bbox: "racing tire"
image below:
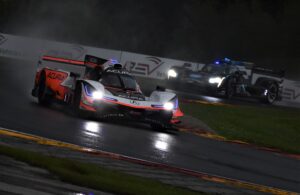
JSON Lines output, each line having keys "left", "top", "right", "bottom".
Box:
{"left": 264, "top": 83, "right": 278, "bottom": 104}
{"left": 38, "top": 71, "right": 51, "bottom": 106}
{"left": 73, "top": 83, "right": 87, "bottom": 118}
{"left": 225, "top": 78, "right": 234, "bottom": 99}
{"left": 150, "top": 123, "right": 167, "bottom": 131}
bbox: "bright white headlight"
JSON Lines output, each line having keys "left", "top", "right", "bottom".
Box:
{"left": 209, "top": 77, "right": 222, "bottom": 84}
{"left": 163, "top": 102, "right": 174, "bottom": 110}
{"left": 168, "top": 69, "right": 177, "bottom": 78}
{"left": 209, "top": 77, "right": 225, "bottom": 87}
{"left": 92, "top": 91, "right": 103, "bottom": 99}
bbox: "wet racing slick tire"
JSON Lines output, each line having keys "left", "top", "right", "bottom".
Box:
{"left": 265, "top": 83, "right": 278, "bottom": 104}
{"left": 225, "top": 78, "right": 234, "bottom": 99}
{"left": 73, "top": 82, "right": 88, "bottom": 118}
{"left": 38, "top": 71, "right": 51, "bottom": 106}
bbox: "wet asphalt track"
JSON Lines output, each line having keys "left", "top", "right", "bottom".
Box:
{"left": 0, "top": 57, "right": 299, "bottom": 193}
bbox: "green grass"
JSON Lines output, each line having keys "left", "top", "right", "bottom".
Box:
{"left": 0, "top": 145, "right": 203, "bottom": 195}
{"left": 181, "top": 103, "right": 300, "bottom": 154}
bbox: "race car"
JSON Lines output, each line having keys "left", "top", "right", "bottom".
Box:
{"left": 166, "top": 58, "right": 284, "bottom": 104}
{"left": 32, "top": 54, "right": 183, "bottom": 130}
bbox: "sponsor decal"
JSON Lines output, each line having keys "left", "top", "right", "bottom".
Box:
{"left": 0, "top": 34, "right": 24, "bottom": 58}
{"left": 124, "top": 56, "right": 164, "bottom": 76}
{"left": 130, "top": 100, "right": 140, "bottom": 105}
{"left": 47, "top": 72, "right": 66, "bottom": 81}
{"left": 106, "top": 69, "right": 128, "bottom": 74}
{"left": 0, "top": 48, "right": 23, "bottom": 57}
{"left": 0, "top": 34, "right": 7, "bottom": 45}
{"left": 45, "top": 44, "right": 86, "bottom": 60}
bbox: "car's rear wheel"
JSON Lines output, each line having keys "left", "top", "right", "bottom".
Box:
{"left": 225, "top": 78, "right": 234, "bottom": 99}
{"left": 265, "top": 83, "right": 278, "bottom": 104}
{"left": 38, "top": 71, "right": 51, "bottom": 106}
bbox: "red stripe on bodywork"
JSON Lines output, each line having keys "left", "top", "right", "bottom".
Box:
{"left": 80, "top": 101, "right": 96, "bottom": 112}
{"left": 102, "top": 98, "right": 165, "bottom": 110}
{"left": 43, "top": 56, "right": 84, "bottom": 66}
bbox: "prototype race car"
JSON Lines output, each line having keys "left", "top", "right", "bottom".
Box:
{"left": 166, "top": 58, "right": 284, "bottom": 104}
{"left": 32, "top": 55, "right": 183, "bottom": 130}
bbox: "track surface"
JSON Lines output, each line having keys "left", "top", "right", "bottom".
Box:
{"left": 0, "top": 58, "right": 299, "bottom": 192}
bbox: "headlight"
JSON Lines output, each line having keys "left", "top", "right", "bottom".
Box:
{"left": 208, "top": 77, "right": 225, "bottom": 87}
{"left": 209, "top": 77, "right": 222, "bottom": 84}
{"left": 91, "top": 91, "right": 103, "bottom": 99}
{"left": 168, "top": 69, "right": 177, "bottom": 78}
{"left": 163, "top": 102, "right": 174, "bottom": 110}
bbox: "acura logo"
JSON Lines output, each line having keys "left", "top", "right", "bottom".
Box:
{"left": 0, "top": 34, "right": 7, "bottom": 45}
{"left": 130, "top": 100, "right": 140, "bottom": 105}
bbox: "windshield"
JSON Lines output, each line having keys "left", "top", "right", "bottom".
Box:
{"left": 100, "top": 72, "right": 138, "bottom": 90}
{"left": 201, "top": 64, "right": 229, "bottom": 74}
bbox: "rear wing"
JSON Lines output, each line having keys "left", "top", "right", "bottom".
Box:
{"left": 84, "top": 55, "right": 108, "bottom": 76}
{"left": 84, "top": 55, "right": 108, "bottom": 68}
{"left": 42, "top": 55, "right": 108, "bottom": 68}
{"left": 41, "top": 55, "right": 110, "bottom": 78}
{"left": 252, "top": 66, "right": 285, "bottom": 78}
{"left": 42, "top": 55, "right": 85, "bottom": 66}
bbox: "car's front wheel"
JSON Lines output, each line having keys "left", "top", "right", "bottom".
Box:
{"left": 73, "top": 83, "right": 86, "bottom": 118}
{"left": 38, "top": 71, "right": 51, "bottom": 106}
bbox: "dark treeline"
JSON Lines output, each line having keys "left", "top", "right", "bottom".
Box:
{"left": 0, "top": 0, "right": 299, "bottom": 79}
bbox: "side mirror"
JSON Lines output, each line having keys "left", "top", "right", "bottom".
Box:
{"left": 156, "top": 85, "right": 166, "bottom": 91}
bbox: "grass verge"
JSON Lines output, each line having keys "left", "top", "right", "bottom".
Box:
{"left": 181, "top": 102, "right": 300, "bottom": 154}
{"left": 0, "top": 145, "right": 203, "bottom": 195}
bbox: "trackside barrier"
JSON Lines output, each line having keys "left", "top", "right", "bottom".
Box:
{"left": 0, "top": 33, "right": 300, "bottom": 106}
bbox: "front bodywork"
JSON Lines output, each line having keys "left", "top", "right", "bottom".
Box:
{"left": 79, "top": 80, "right": 183, "bottom": 126}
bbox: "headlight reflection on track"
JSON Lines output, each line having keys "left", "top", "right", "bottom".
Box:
{"left": 84, "top": 121, "right": 101, "bottom": 137}
{"left": 153, "top": 133, "right": 173, "bottom": 152}
{"left": 203, "top": 95, "right": 222, "bottom": 103}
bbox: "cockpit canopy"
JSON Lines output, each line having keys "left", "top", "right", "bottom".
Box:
{"left": 100, "top": 72, "right": 139, "bottom": 91}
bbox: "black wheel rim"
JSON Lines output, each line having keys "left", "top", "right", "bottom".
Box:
{"left": 268, "top": 84, "right": 278, "bottom": 102}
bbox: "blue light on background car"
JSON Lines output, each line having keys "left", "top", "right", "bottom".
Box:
{"left": 109, "top": 59, "right": 119, "bottom": 64}
{"left": 224, "top": 57, "right": 231, "bottom": 62}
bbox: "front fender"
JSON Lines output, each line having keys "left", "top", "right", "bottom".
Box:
{"left": 79, "top": 79, "right": 105, "bottom": 93}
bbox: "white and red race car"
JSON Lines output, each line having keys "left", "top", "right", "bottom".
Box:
{"left": 32, "top": 55, "right": 183, "bottom": 130}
